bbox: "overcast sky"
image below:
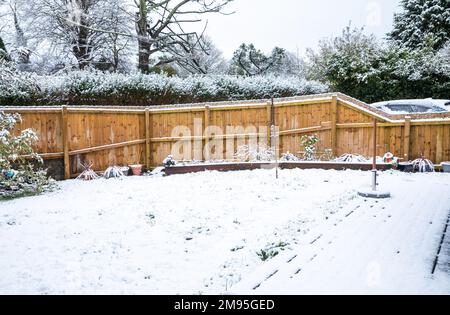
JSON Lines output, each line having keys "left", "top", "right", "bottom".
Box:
{"left": 203, "top": 0, "right": 402, "bottom": 58}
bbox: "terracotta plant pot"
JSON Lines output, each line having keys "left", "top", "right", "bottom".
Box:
{"left": 129, "top": 164, "right": 143, "bottom": 176}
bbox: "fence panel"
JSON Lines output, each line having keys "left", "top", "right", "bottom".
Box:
{"left": 2, "top": 93, "right": 450, "bottom": 179}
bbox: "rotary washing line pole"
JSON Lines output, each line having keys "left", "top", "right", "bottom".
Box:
{"left": 358, "top": 118, "right": 391, "bottom": 199}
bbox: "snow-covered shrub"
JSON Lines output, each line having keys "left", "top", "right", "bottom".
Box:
{"left": 0, "top": 111, "right": 53, "bottom": 199}
{"left": 281, "top": 152, "right": 299, "bottom": 162}
{"left": 257, "top": 242, "right": 289, "bottom": 262}
{"left": 412, "top": 158, "right": 435, "bottom": 173}
{"left": 334, "top": 154, "right": 369, "bottom": 163}
{"left": 234, "top": 145, "right": 275, "bottom": 162}
{"left": 103, "top": 166, "right": 126, "bottom": 179}
{"left": 300, "top": 135, "right": 319, "bottom": 161}
{"left": 0, "top": 62, "right": 40, "bottom": 105}
{"left": 163, "top": 155, "right": 177, "bottom": 167}
{"left": 146, "top": 166, "right": 165, "bottom": 177}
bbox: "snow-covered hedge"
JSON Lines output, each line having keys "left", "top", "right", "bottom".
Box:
{"left": 0, "top": 65, "right": 329, "bottom": 106}
{"left": 0, "top": 64, "right": 40, "bottom": 105}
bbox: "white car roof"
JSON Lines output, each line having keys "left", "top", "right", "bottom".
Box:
{"left": 432, "top": 100, "right": 450, "bottom": 108}
{"left": 372, "top": 99, "right": 450, "bottom": 113}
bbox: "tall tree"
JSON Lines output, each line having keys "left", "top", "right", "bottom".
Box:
{"left": 389, "top": 0, "right": 450, "bottom": 50}
{"left": 169, "top": 35, "right": 228, "bottom": 75}
{"left": 31, "top": 0, "right": 129, "bottom": 70}
{"left": 230, "top": 43, "right": 287, "bottom": 76}
{"left": 94, "top": 0, "right": 132, "bottom": 72}
{"left": 0, "top": 0, "right": 32, "bottom": 69}
{"left": 134, "top": 0, "right": 232, "bottom": 73}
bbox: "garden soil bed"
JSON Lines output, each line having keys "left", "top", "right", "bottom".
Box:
{"left": 164, "top": 161, "right": 392, "bottom": 176}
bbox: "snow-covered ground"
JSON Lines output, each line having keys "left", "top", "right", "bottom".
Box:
{"left": 0, "top": 169, "right": 449, "bottom": 295}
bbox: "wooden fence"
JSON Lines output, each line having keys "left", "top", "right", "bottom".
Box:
{"left": 2, "top": 92, "right": 450, "bottom": 179}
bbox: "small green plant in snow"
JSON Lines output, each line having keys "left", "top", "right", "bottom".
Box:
{"left": 301, "top": 134, "right": 319, "bottom": 161}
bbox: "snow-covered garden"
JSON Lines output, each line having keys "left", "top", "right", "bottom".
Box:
{"left": 0, "top": 0, "right": 449, "bottom": 297}
{"left": 1, "top": 168, "right": 449, "bottom": 294}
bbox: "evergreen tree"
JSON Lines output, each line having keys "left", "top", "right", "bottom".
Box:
{"left": 230, "top": 44, "right": 287, "bottom": 76}
{"left": 389, "top": 0, "right": 450, "bottom": 50}
{"left": 307, "top": 26, "right": 381, "bottom": 101}
{"left": 307, "top": 26, "right": 450, "bottom": 103}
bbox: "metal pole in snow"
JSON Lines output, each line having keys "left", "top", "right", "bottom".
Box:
{"left": 372, "top": 118, "right": 378, "bottom": 191}
{"left": 271, "top": 96, "right": 279, "bottom": 179}
{"left": 373, "top": 118, "right": 377, "bottom": 169}
{"left": 358, "top": 118, "right": 390, "bottom": 198}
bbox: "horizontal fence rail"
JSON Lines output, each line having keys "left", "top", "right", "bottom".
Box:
{"left": 2, "top": 92, "right": 450, "bottom": 179}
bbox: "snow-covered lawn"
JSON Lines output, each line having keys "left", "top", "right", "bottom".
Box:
{"left": 0, "top": 169, "right": 449, "bottom": 295}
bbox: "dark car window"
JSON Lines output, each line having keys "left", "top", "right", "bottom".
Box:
{"left": 386, "top": 104, "right": 414, "bottom": 112}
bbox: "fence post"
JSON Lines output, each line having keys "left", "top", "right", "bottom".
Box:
{"left": 145, "top": 108, "right": 152, "bottom": 168}
{"left": 204, "top": 105, "right": 210, "bottom": 161}
{"left": 436, "top": 125, "right": 444, "bottom": 164}
{"left": 372, "top": 118, "right": 378, "bottom": 169}
{"left": 266, "top": 101, "right": 273, "bottom": 147}
{"left": 404, "top": 116, "right": 411, "bottom": 161}
{"left": 330, "top": 94, "right": 338, "bottom": 157}
{"left": 62, "top": 105, "right": 70, "bottom": 179}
